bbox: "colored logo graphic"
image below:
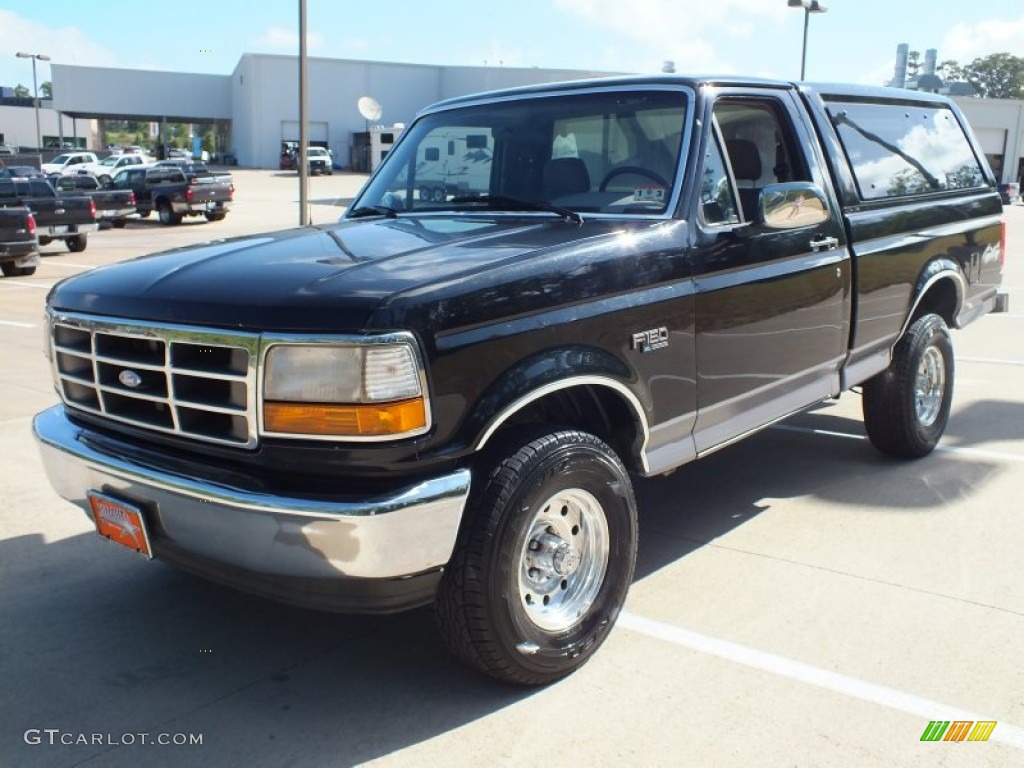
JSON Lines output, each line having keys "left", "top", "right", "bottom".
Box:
{"left": 920, "top": 720, "right": 996, "bottom": 742}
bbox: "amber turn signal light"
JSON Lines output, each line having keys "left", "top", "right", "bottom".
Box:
{"left": 264, "top": 398, "right": 427, "bottom": 437}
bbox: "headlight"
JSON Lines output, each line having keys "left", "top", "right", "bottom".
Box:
{"left": 262, "top": 341, "right": 428, "bottom": 439}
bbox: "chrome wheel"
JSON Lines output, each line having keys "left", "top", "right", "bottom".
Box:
{"left": 914, "top": 345, "right": 945, "bottom": 427}
{"left": 517, "top": 488, "right": 609, "bottom": 633}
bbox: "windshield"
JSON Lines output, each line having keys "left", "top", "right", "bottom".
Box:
{"left": 352, "top": 88, "right": 688, "bottom": 217}
{"left": 99, "top": 156, "right": 118, "bottom": 166}
{"left": 51, "top": 154, "right": 71, "bottom": 164}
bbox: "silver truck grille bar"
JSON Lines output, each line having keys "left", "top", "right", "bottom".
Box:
{"left": 49, "top": 313, "right": 260, "bottom": 448}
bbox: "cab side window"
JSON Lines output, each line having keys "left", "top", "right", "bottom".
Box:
{"left": 712, "top": 98, "right": 810, "bottom": 222}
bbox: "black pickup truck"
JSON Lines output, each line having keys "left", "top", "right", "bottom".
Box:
{"left": 34, "top": 76, "right": 1009, "bottom": 685}
{"left": 109, "top": 165, "right": 232, "bottom": 225}
{"left": 52, "top": 173, "right": 137, "bottom": 228}
{"left": 0, "top": 207, "right": 38, "bottom": 276}
{"left": 0, "top": 177, "right": 97, "bottom": 252}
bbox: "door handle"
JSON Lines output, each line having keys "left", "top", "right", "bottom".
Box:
{"left": 810, "top": 235, "right": 839, "bottom": 252}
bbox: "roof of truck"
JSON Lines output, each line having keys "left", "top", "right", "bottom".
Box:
{"left": 423, "top": 74, "right": 957, "bottom": 114}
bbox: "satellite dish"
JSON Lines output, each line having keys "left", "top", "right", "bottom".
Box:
{"left": 357, "top": 96, "right": 382, "bottom": 122}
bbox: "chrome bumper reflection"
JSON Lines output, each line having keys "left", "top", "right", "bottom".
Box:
{"left": 33, "top": 405, "right": 470, "bottom": 580}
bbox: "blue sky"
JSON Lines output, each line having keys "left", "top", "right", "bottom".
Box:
{"left": 2, "top": 1, "right": 1023, "bottom": 92}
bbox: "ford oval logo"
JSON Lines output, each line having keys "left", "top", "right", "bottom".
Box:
{"left": 118, "top": 370, "right": 143, "bottom": 389}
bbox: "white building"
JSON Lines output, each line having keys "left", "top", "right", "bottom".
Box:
{"left": 46, "top": 54, "right": 1024, "bottom": 185}
{"left": 0, "top": 99, "right": 94, "bottom": 150}
{"left": 954, "top": 96, "right": 1024, "bottom": 187}
{"left": 50, "top": 55, "right": 615, "bottom": 169}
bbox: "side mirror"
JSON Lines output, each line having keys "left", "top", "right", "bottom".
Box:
{"left": 758, "top": 182, "right": 830, "bottom": 230}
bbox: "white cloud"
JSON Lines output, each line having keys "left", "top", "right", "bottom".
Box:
{"left": 940, "top": 14, "right": 1024, "bottom": 63}
{"left": 552, "top": 0, "right": 789, "bottom": 73}
{"left": 252, "top": 26, "right": 324, "bottom": 52}
{"left": 0, "top": 9, "right": 117, "bottom": 85}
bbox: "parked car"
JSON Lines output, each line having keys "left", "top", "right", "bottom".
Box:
{"left": 40, "top": 152, "right": 100, "bottom": 176}
{"left": 0, "top": 207, "right": 38, "bottom": 277}
{"left": 77, "top": 153, "right": 150, "bottom": 185}
{"left": 0, "top": 165, "right": 46, "bottom": 179}
{"left": 109, "top": 165, "right": 232, "bottom": 224}
{"left": 0, "top": 176, "right": 97, "bottom": 251}
{"left": 307, "top": 146, "right": 333, "bottom": 175}
{"left": 0, "top": 144, "right": 19, "bottom": 157}
{"left": 52, "top": 173, "right": 137, "bottom": 227}
{"left": 32, "top": 75, "right": 1009, "bottom": 685}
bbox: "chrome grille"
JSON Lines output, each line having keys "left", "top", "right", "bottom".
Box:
{"left": 50, "top": 314, "right": 260, "bottom": 448}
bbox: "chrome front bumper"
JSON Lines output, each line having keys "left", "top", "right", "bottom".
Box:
{"left": 33, "top": 406, "right": 470, "bottom": 608}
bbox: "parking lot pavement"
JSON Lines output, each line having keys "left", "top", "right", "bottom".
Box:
{"left": 1, "top": 185, "right": 1022, "bottom": 767}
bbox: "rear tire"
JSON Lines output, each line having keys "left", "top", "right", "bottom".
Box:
{"left": 204, "top": 212, "right": 226, "bottom": 222}
{"left": 66, "top": 234, "right": 87, "bottom": 253}
{"left": 863, "top": 313, "right": 954, "bottom": 458}
{"left": 435, "top": 430, "right": 637, "bottom": 685}
{"left": 111, "top": 218, "right": 126, "bottom": 228}
{"left": 157, "top": 201, "right": 181, "bottom": 226}
{"left": 1, "top": 263, "right": 36, "bottom": 277}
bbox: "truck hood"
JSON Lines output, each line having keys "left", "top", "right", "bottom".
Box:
{"left": 47, "top": 215, "right": 655, "bottom": 332}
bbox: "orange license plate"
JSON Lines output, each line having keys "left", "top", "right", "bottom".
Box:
{"left": 87, "top": 491, "right": 152, "bottom": 559}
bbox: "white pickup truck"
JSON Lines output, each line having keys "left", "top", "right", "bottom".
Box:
{"left": 76, "top": 153, "right": 151, "bottom": 184}
{"left": 39, "top": 152, "right": 99, "bottom": 176}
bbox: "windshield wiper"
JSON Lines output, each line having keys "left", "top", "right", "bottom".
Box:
{"left": 450, "top": 195, "right": 583, "bottom": 225}
{"left": 347, "top": 205, "right": 398, "bottom": 219}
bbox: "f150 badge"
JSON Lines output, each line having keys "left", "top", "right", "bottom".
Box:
{"left": 631, "top": 327, "right": 669, "bottom": 353}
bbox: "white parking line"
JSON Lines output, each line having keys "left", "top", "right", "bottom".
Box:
{"left": 958, "top": 356, "right": 1024, "bottom": 367}
{"left": 618, "top": 611, "right": 1024, "bottom": 750}
{"left": 0, "top": 320, "right": 35, "bottom": 328}
{"left": 771, "top": 424, "right": 1024, "bottom": 463}
{"left": 43, "top": 261, "right": 95, "bottom": 269}
{"left": 0, "top": 281, "right": 54, "bottom": 290}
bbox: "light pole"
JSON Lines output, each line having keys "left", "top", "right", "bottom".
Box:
{"left": 15, "top": 51, "right": 50, "bottom": 166}
{"left": 787, "top": 0, "right": 826, "bottom": 81}
{"left": 298, "top": 0, "right": 310, "bottom": 226}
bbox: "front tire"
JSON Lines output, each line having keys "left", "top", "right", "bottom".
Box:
{"left": 863, "top": 313, "right": 954, "bottom": 458}
{"left": 436, "top": 430, "right": 637, "bottom": 685}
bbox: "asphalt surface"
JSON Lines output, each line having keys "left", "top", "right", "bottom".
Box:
{"left": 1, "top": 172, "right": 1022, "bottom": 767}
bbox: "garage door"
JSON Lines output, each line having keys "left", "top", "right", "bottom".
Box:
{"left": 974, "top": 127, "right": 1006, "bottom": 156}
{"left": 281, "top": 121, "right": 328, "bottom": 143}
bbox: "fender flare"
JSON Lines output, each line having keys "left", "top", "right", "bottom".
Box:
{"left": 467, "top": 346, "right": 651, "bottom": 470}
{"left": 899, "top": 258, "right": 965, "bottom": 339}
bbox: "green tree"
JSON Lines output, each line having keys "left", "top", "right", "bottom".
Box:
{"left": 906, "top": 51, "right": 922, "bottom": 79}
{"left": 938, "top": 53, "right": 1024, "bottom": 99}
{"left": 937, "top": 60, "right": 965, "bottom": 82}
{"left": 40, "top": 81, "right": 52, "bottom": 98}
{"left": 964, "top": 53, "right": 1024, "bottom": 99}
{"left": 13, "top": 84, "right": 29, "bottom": 98}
